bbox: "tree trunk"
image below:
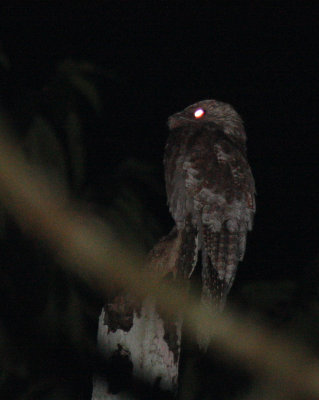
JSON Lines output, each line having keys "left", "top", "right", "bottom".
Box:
{"left": 92, "top": 296, "right": 182, "bottom": 399}
{"left": 92, "top": 227, "right": 194, "bottom": 399}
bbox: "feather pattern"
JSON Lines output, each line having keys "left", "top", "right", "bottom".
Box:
{"left": 165, "top": 99, "right": 255, "bottom": 321}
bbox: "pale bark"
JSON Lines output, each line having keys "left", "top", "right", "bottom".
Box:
{"left": 92, "top": 297, "right": 182, "bottom": 399}
{"left": 92, "top": 228, "right": 186, "bottom": 399}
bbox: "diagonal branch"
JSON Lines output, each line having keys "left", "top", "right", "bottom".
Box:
{"left": 1, "top": 128, "right": 319, "bottom": 399}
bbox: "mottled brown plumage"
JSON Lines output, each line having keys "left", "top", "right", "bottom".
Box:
{"left": 164, "top": 99, "right": 255, "bottom": 311}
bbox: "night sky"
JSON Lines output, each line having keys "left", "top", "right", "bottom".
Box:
{"left": 1, "top": 3, "right": 319, "bottom": 285}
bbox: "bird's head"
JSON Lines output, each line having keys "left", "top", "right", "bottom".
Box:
{"left": 168, "top": 99, "right": 246, "bottom": 142}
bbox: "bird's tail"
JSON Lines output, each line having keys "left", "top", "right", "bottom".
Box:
{"left": 202, "top": 227, "right": 239, "bottom": 303}
{"left": 198, "top": 226, "right": 241, "bottom": 349}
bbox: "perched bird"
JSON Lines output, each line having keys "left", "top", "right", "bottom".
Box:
{"left": 164, "top": 99, "right": 255, "bottom": 314}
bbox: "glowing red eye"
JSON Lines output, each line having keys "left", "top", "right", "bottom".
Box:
{"left": 194, "top": 108, "right": 205, "bottom": 118}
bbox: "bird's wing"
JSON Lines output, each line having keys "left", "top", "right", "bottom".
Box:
{"left": 182, "top": 130, "right": 255, "bottom": 306}
{"left": 164, "top": 128, "right": 190, "bottom": 230}
{"left": 165, "top": 126, "right": 255, "bottom": 307}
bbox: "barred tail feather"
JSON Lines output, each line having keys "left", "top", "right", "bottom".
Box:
{"left": 202, "top": 225, "right": 241, "bottom": 308}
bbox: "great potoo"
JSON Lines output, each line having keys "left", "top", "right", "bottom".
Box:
{"left": 164, "top": 99, "right": 255, "bottom": 311}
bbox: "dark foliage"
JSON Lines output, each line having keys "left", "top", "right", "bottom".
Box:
{"left": 1, "top": 4, "right": 319, "bottom": 399}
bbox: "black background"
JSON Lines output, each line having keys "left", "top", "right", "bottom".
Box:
{"left": 0, "top": 2, "right": 319, "bottom": 398}
{"left": 5, "top": 2, "right": 315, "bottom": 279}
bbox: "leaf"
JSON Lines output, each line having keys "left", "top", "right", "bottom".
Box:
{"left": 102, "top": 159, "right": 165, "bottom": 251}
{"left": 64, "top": 112, "right": 86, "bottom": 191}
{"left": 57, "top": 59, "right": 101, "bottom": 112}
{"left": 24, "top": 116, "right": 68, "bottom": 189}
{"left": 57, "top": 59, "right": 97, "bottom": 75}
{"left": 68, "top": 74, "right": 101, "bottom": 112}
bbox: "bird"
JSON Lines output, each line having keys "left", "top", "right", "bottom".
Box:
{"left": 164, "top": 99, "right": 255, "bottom": 317}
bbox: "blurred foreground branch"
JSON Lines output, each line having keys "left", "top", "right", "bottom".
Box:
{"left": 1, "top": 128, "right": 319, "bottom": 399}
